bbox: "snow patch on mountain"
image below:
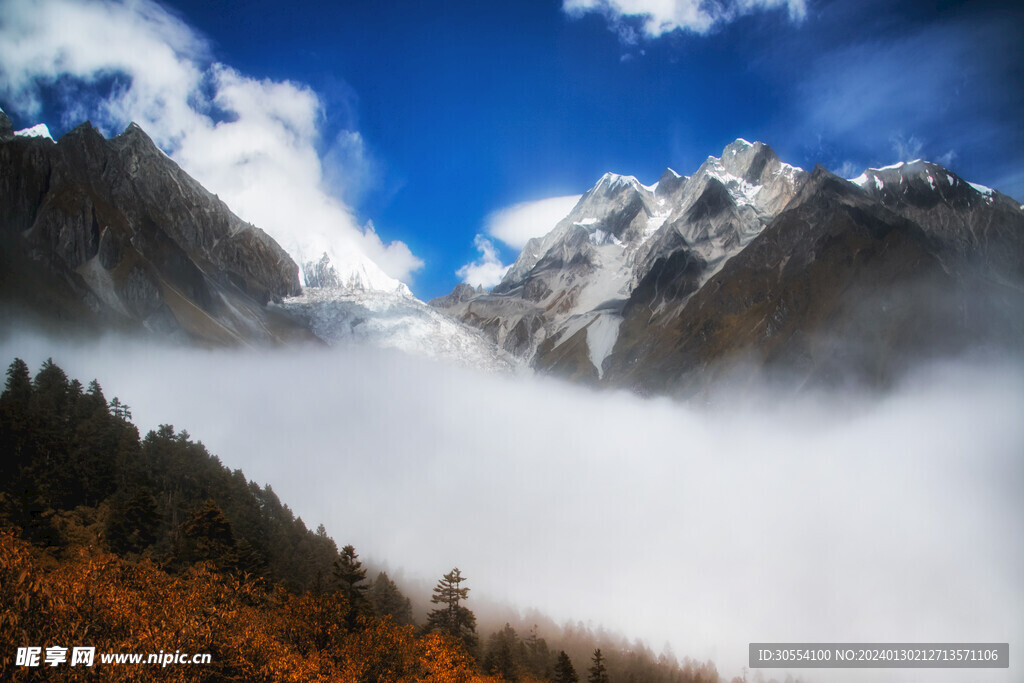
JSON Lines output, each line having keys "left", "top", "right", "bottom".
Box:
{"left": 586, "top": 313, "right": 622, "bottom": 379}
{"left": 15, "top": 123, "right": 53, "bottom": 140}
{"left": 969, "top": 182, "right": 994, "bottom": 196}
{"left": 848, "top": 161, "right": 1006, "bottom": 208}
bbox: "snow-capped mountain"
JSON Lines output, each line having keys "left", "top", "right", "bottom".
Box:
{"left": 1, "top": 111, "right": 310, "bottom": 346}
{"left": 432, "top": 139, "right": 807, "bottom": 379}
{"left": 433, "top": 141, "right": 1024, "bottom": 392}
{"left": 4, "top": 108, "right": 1021, "bottom": 391}
{"left": 0, "top": 112, "right": 519, "bottom": 372}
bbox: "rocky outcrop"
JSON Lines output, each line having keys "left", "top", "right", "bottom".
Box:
{"left": 0, "top": 118, "right": 311, "bottom": 345}
{"left": 428, "top": 282, "right": 481, "bottom": 309}
{"left": 606, "top": 165, "right": 1024, "bottom": 393}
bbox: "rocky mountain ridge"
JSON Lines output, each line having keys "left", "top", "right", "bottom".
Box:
{"left": 0, "top": 110, "right": 309, "bottom": 345}
{"left": 433, "top": 140, "right": 1024, "bottom": 392}
{"left": 0, "top": 112, "right": 520, "bottom": 370}
{"left": 4, "top": 111, "right": 1019, "bottom": 391}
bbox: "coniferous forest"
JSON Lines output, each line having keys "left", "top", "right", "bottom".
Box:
{"left": 0, "top": 358, "right": 721, "bottom": 682}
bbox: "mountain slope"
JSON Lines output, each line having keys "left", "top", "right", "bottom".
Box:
{"left": 432, "top": 140, "right": 808, "bottom": 382}
{"left": 0, "top": 110, "right": 311, "bottom": 345}
{"left": 0, "top": 113, "right": 519, "bottom": 371}
{"left": 434, "top": 144, "right": 1024, "bottom": 393}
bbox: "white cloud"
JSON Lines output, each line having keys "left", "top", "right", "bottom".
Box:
{"left": 936, "top": 149, "right": 958, "bottom": 168}
{"left": 4, "top": 330, "right": 1022, "bottom": 682}
{"left": 834, "top": 160, "right": 860, "bottom": 179}
{"left": 0, "top": 0, "right": 207, "bottom": 142}
{"left": 563, "top": 0, "right": 806, "bottom": 38}
{"left": 0, "top": 0, "right": 422, "bottom": 288}
{"left": 890, "top": 134, "right": 924, "bottom": 162}
{"left": 456, "top": 193, "right": 580, "bottom": 290}
{"left": 456, "top": 235, "right": 510, "bottom": 289}
{"left": 324, "top": 130, "right": 382, "bottom": 208}
{"left": 485, "top": 194, "right": 582, "bottom": 250}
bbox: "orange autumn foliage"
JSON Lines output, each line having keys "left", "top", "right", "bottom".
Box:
{"left": 0, "top": 529, "right": 496, "bottom": 682}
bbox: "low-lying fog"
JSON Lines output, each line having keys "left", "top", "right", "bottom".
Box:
{"left": 3, "top": 330, "right": 1022, "bottom": 682}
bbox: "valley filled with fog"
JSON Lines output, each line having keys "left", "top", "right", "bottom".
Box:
{"left": 2, "top": 330, "right": 1021, "bottom": 682}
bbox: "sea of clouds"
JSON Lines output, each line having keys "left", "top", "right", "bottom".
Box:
{"left": 2, "top": 329, "right": 1020, "bottom": 682}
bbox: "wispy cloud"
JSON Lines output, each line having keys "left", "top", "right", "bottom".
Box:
{"left": 485, "top": 194, "right": 581, "bottom": 250}
{"left": 889, "top": 134, "right": 923, "bottom": 162}
{"left": 563, "top": 0, "right": 806, "bottom": 39}
{"left": 455, "top": 194, "right": 581, "bottom": 289}
{"left": 833, "top": 160, "right": 860, "bottom": 179}
{"left": 0, "top": 0, "right": 422, "bottom": 286}
{"left": 456, "top": 235, "right": 510, "bottom": 289}
{"left": 792, "top": 16, "right": 1022, "bottom": 188}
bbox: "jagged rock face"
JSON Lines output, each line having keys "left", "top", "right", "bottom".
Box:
{"left": 428, "top": 282, "right": 480, "bottom": 308}
{"left": 434, "top": 139, "right": 807, "bottom": 382}
{"left": 434, "top": 143, "right": 1024, "bottom": 393}
{"left": 608, "top": 167, "right": 1024, "bottom": 393}
{"left": 0, "top": 120, "right": 309, "bottom": 345}
{"left": 849, "top": 160, "right": 1024, "bottom": 274}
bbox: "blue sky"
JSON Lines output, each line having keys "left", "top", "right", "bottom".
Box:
{"left": 1, "top": 0, "right": 1022, "bottom": 299}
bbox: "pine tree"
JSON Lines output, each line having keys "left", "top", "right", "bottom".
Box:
{"left": 3, "top": 358, "right": 33, "bottom": 405}
{"left": 0, "top": 358, "right": 34, "bottom": 481}
{"left": 31, "top": 357, "right": 70, "bottom": 419}
{"left": 108, "top": 396, "right": 132, "bottom": 421}
{"left": 426, "top": 567, "right": 477, "bottom": 653}
{"left": 554, "top": 650, "right": 579, "bottom": 683}
{"left": 333, "top": 544, "right": 371, "bottom": 628}
{"left": 522, "top": 625, "right": 552, "bottom": 679}
{"left": 180, "top": 499, "right": 236, "bottom": 568}
{"left": 369, "top": 571, "right": 414, "bottom": 625}
{"left": 334, "top": 545, "right": 368, "bottom": 596}
{"left": 588, "top": 648, "right": 610, "bottom": 683}
{"left": 483, "top": 623, "right": 521, "bottom": 680}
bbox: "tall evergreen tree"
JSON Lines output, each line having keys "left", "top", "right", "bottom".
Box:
{"left": 333, "top": 544, "right": 371, "bottom": 628}
{"left": 426, "top": 567, "right": 477, "bottom": 653}
{"left": 522, "top": 625, "right": 553, "bottom": 679}
{"left": 31, "top": 358, "right": 70, "bottom": 422}
{"left": 554, "top": 650, "right": 579, "bottom": 683}
{"left": 483, "top": 623, "right": 521, "bottom": 680}
{"left": 0, "top": 358, "right": 34, "bottom": 482}
{"left": 369, "top": 571, "right": 415, "bottom": 625}
{"left": 180, "top": 499, "right": 236, "bottom": 568}
{"left": 588, "top": 649, "right": 610, "bottom": 683}
{"left": 3, "top": 358, "right": 32, "bottom": 404}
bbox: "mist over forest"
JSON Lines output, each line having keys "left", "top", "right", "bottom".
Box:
{"left": 3, "top": 327, "right": 1021, "bottom": 682}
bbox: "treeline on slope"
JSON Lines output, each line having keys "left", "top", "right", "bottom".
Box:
{"left": 0, "top": 357, "right": 720, "bottom": 682}
{"left": 0, "top": 357, "right": 338, "bottom": 590}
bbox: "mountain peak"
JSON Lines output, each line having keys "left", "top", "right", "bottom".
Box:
{"left": 113, "top": 121, "right": 166, "bottom": 158}
{"left": 655, "top": 167, "right": 686, "bottom": 197}
{"left": 722, "top": 137, "right": 756, "bottom": 153}
{"left": 594, "top": 172, "right": 641, "bottom": 192}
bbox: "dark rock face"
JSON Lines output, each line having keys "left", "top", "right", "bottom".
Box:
{"left": 0, "top": 110, "right": 14, "bottom": 143}
{"left": 606, "top": 166, "right": 1024, "bottom": 394}
{"left": 0, "top": 120, "right": 310, "bottom": 345}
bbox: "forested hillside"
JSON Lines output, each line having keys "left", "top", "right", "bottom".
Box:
{"left": 0, "top": 358, "right": 720, "bottom": 682}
